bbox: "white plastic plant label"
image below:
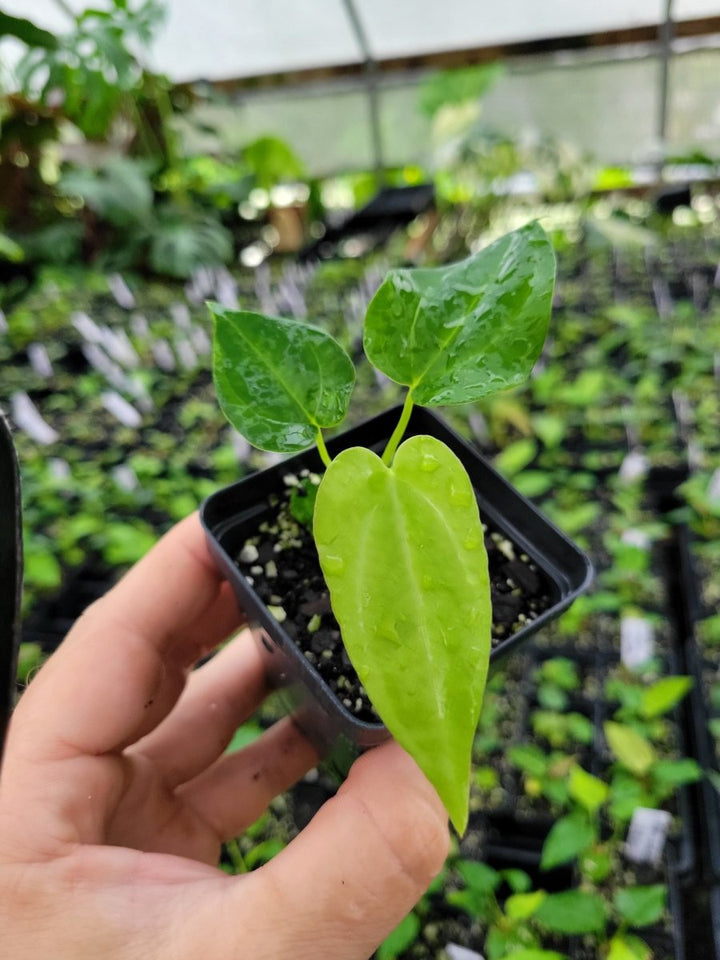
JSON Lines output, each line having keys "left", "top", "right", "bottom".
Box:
{"left": 625, "top": 807, "right": 672, "bottom": 865}
{"left": 107, "top": 273, "right": 136, "bottom": 310}
{"left": 151, "top": 339, "right": 176, "bottom": 372}
{"left": 27, "top": 343, "right": 53, "bottom": 378}
{"left": 619, "top": 450, "right": 649, "bottom": 482}
{"left": 10, "top": 391, "right": 59, "bottom": 445}
{"left": 445, "top": 945, "right": 484, "bottom": 960}
{"left": 101, "top": 391, "right": 142, "bottom": 429}
{"left": 620, "top": 615, "right": 655, "bottom": 669}
{"left": 621, "top": 528, "right": 651, "bottom": 551}
{"left": 708, "top": 468, "right": 720, "bottom": 507}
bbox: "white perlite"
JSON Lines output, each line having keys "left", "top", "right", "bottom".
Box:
{"left": 625, "top": 807, "right": 672, "bottom": 865}
{"left": 620, "top": 615, "right": 655, "bottom": 669}
{"left": 11, "top": 392, "right": 59, "bottom": 445}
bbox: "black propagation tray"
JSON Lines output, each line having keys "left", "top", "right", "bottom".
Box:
{"left": 0, "top": 411, "right": 22, "bottom": 768}
{"left": 201, "top": 406, "right": 594, "bottom": 753}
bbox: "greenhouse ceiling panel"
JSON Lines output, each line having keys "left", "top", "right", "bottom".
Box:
{"left": 3, "top": 0, "right": 720, "bottom": 83}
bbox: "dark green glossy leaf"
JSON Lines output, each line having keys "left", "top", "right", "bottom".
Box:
{"left": 211, "top": 307, "right": 354, "bottom": 452}
{"left": 0, "top": 12, "right": 57, "bottom": 48}
{"left": 364, "top": 221, "right": 555, "bottom": 405}
{"left": 314, "top": 435, "right": 491, "bottom": 832}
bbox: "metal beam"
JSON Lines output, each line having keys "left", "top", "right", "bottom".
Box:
{"left": 657, "top": 0, "right": 674, "bottom": 172}
{"left": 341, "top": 0, "right": 385, "bottom": 183}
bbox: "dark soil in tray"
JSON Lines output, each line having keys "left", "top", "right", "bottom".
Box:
{"left": 233, "top": 472, "right": 553, "bottom": 723}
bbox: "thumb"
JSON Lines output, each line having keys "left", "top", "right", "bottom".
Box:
{"left": 224, "top": 741, "right": 449, "bottom": 960}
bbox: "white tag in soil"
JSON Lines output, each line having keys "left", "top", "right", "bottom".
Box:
{"left": 10, "top": 392, "right": 59, "bottom": 445}
{"left": 621, "top": 615, "right": 655, "bottom": 669}
{"left": 101, "top": 391, "right": 142, "bottom": 429}
{"left": 445, "top": 945, "right": 485, "bottom": 960}
{"left": 621, "top": 528, "right": 651, "bottom": 551}
{"left": 708, "top": 468, "right": 720, "bottom": 507}
{"left": 28, "top": 343, "right": 53, "bottom": 378}
{"left": 625, "top": 807, "right": 671, "bottom": 865}
{"left": 619, "top": 450, "right": 649, "bottom": 482}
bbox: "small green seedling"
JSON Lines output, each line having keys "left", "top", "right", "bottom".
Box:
{"left": 210, "top": 222, "right": 555, "bottom": 832}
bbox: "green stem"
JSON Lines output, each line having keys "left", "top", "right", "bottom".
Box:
{"left": 225, "top": 838, "right": 248, "bottom": 874}
{"left": 382, "top": 391, "right": 414, "bottom": 466}
{"left": 316, "top": 429, "right": 332, "bottom": 469}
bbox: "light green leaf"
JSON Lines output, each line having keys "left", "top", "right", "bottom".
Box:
{"left": 501, "top": 868, "right": 533, "bottom": 893}
{"left": 651, "top": 758, "right": 702, "bottom": 790}
{"left": 541, "top": 813, "right": 594, "bottom": 870}
{"left": 535, "top": 890, "right": 608, "bottom": 935}
{"left": 640, "top": 676, "right": 693, "bottom": 718}
{"left": 314, "top": 435, "right": 491, "bottom": 833}
{"left": 494, "top": 438, "right": 538, "bottom": 477}
{"left": 604, "top": 721, "right": 656, "bottom": 776}
{"left": 377, "top": 911, "right": 420, "bottom": 960}
{"left": 364, "top": 222, "right": 555, "bottom": 406}
{"left": 569, "top": 765, "right": 609, "bottom": 814}
{"left": 613, "top": 885, "right": 667, "bottom": 928}
{"left": 607, "top": 933, "right": 651, "bottom": 960}
{"left": 211, "top": 307, "right": 355, "bottom": 452}
{"left": 500, "top": 951, "right": 567, "bottom": 960}
{"left": 457, "top": 859, "right": 502, "bottom": 894}
{"left": 505, "top": 890, "right": 547, "bottom": 919}
{"left": 508, "top": 743, "right": 550, "bottom": 777}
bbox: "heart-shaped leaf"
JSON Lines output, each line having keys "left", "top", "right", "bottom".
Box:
{"left": 211, "top": 306, "right": 354, "bottom": 451}
{"left": 363, "top": 221, "right": 555, "bottom": 405}
{"left": 313, "top": 434, "right": 491, "bottom": 833}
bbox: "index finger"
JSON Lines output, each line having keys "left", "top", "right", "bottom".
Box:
{"left": 16, "top": 513, "right": 246, "bottom": 759}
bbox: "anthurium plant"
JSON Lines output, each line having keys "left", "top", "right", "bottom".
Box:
{"left": 209, "top": 221, "right": 556, "bottom": 832}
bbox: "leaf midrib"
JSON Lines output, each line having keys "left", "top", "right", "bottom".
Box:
{"left": 225, "top": 318, "right": 320, "bottom": 426}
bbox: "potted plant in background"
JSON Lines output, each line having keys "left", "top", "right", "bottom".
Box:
{"left": 201, "top": 221, "right": 593, "bottom": 832}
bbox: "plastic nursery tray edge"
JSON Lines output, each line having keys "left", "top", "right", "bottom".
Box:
{"left": 200, "top": 406, "right": 594, "bottom": 751}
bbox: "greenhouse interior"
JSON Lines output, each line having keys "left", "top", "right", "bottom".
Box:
{"left": 3, "top": 1, "right": 720, "bottom": 957}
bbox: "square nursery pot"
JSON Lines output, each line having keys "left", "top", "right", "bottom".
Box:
{"left": 0, "top": 412, "right": 22, "bottom": 766}
{"left": 201, "top": 406, "right": 593, "bottom": 759}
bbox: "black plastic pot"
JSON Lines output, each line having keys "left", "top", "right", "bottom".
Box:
{"left": 0, "top": 411, "right": 22, "bottom": 768}
{"left": 201, "top": 406, "right": 593, "bottom": 756}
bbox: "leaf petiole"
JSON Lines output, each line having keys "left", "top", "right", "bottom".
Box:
{"left": 315, "top": 428, "right": 332, "bottom": 469}
{"left": 382, "top": 391, "right": 415, "bottom": 465}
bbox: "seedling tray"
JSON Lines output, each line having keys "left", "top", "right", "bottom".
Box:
{"left": 201, "top": 406, "right": 593, "bottom": 752}
{"left": 0, "top": 412, "right": 22, "bottom": 766}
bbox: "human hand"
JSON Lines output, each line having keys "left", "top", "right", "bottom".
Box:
{"left": 0, "top": 514, "right": 448, "bottom": 959}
